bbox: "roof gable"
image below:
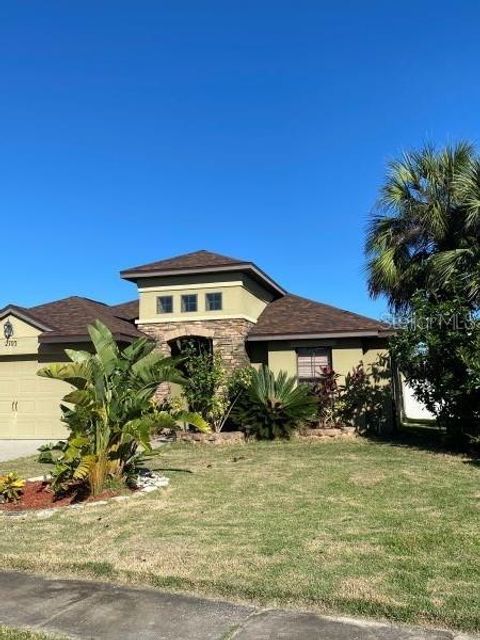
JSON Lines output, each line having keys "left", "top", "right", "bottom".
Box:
{"left": 0, "top": 304, "right": 53, "bottom": 332}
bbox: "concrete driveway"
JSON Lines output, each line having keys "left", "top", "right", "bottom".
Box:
{"left": 0, "top": 440, "right": 48, "bottom": 462}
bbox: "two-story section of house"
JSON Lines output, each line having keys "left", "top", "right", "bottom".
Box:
{"left": 120, "top": 250, "right": 390, "bottom": 383}
{"left": 120, "top": 250, "right": 284, "bottom": 370}
{"left": 0, "top": 250, "right": 391, "bottom": 440}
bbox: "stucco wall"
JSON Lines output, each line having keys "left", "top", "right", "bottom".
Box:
{"left": 265, "top": 337, "right": 389, "bottom": 382}
{"left": 136, "top": 271, "right": 274, "bottom": 325}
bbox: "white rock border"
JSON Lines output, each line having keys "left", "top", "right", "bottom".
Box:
{"left": 0, "top": 472, "right": 169, "bottom": 520}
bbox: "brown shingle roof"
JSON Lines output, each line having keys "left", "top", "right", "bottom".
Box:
{"left": 28, "top": 296, "right": 145, "bottom": 342}
{"left": 248, "top": 294, "right": 388, "bottom": 339}
{"left": 121, "top": 249, "right": 286, "bottom": 296}
{"left": 110, "top": 299, "right": 139, "bottom": 321}
{"left": 121, "top": 250, "right": 247, "bottom": 275}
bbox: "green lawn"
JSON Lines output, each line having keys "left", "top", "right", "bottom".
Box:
{"left": 0, "top": 455, "right": 49, "bottom": 479}
{"left": 1, "top": 439, "right": 479, "bottom": 632}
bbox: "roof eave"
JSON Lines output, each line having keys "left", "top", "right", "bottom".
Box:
{"left": 247, "top": 329, "right": 392, "bottom": 341}
{"left": 120, "top": 263, "right": 287, "bottom": 296}
{"left": 39, "top": 332, "right": 143, "bottom": 344}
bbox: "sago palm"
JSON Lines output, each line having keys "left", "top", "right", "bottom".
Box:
{"left": 365, "top": 142, "right": 480, "bottom": 310}
{"left": 235, "top": 366, "right": 317, "bottom": 439}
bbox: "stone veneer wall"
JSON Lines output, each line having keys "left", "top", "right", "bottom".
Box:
{"left": 139, "top": 318, "right": 255, "bottom": 400}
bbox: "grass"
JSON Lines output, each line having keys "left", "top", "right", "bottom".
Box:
{"left": 1, "top": 438, "right": 479, "bottom": 632}
{"left": 0, "top": 627, "right": 67, "bottom": 640}
{"left": 0, "top": 455, "right": 50, "bottom": 479}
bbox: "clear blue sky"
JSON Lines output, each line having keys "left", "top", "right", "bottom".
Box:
{"left": 1, "top": 1, "right": 479, "bottom": 318}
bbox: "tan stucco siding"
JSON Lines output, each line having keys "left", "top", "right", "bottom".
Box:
{"left": 331, "top": 344, "right": 364, "bottom": 381}
{"left": 265, "top": 338, "right": 389, "bottom": 381}
{"left": 138, "top": 280, "right": 270, "bottom": 324}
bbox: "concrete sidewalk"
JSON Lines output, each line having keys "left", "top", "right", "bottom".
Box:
{"left": 0, "top": 571, "right": 474, "bottom": 640}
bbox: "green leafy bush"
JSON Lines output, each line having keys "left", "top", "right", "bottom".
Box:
{"left": 176, "top": 338, "right": 254, "bottom": 432}
{"left": 233, "top": 366, "right": 317, "bottom": 439}
{"left": 391, "top": 292, "right": 480, "bottom": 445}
{"left": 0, "top": 473, "right": 25, "bottom": 503}
{"left": 338, "top": 355, "right": 392, "bottom": 434}
{"left": 37, "top": 320, "right": 196, "bottom": 496}
{"left": 309, "top": 366, "right": 341, "bottom": 425}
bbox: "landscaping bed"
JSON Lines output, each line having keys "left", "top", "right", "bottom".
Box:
{"left": 0, "top": 480, "right": 121, "bottom": 512}
{"left": 1, "top": 439, "right": 479, "bottom": 632}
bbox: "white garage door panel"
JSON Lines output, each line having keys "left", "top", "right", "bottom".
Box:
{"left": 0, "top": 358, "right": 70, "bottom": 440}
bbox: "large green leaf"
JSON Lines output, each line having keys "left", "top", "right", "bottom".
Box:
{"left": 37, "top": 361, "right": 90, "bottom": 388}
{"left": 73, "top": 454, "right": 97, "bottom": 480}
{"left": 88, "top": 320, "right": 120, "bottom": 376}
{"left": 63, "top": 389, "right": 93, "bottom": 407}
{"left": 176, "top": 411, "right": 210, "bottom": 433}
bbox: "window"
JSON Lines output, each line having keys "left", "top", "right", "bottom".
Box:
{"left": 181, "top": 294, "right": 197, "bottom": 312}
{"left": 157, "top": 295, "right": 173, "bottom": 314}
{"left": 297, "top": 347, "right": 330, "bottom": 382}
{"left": 205, "top": 292, "right": 222, "bottom": 311}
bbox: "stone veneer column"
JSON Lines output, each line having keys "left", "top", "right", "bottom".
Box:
{"left": 139, "top": 318, "right": 254, "bottom": 401}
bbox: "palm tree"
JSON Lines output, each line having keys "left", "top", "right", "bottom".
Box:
{"left": 365, "top": 142, "right": 480, "bottom": 311}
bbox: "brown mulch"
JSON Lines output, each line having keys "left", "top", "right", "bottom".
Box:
{"left": 0, "top": 481, "right": 125, "bottom": 512}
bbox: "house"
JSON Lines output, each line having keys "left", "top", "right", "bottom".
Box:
{"left": 0, "top": 250, "right": 390, "bottom": 439}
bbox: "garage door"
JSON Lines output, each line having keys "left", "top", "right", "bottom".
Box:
{"left": 0, "top": 358, "right": 70, "bottom": 440}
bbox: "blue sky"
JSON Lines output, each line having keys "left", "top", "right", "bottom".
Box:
{"left": 1, "top": 1, "right": 479, "bottom": 318}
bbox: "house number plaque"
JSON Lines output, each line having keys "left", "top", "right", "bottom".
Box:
{"left": 3, "top": 320, "right": 17, "bottom": 347}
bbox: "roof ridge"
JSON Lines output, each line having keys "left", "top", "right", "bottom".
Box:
{"left": 121, "top": 249, "right": 249, "bottom": 274}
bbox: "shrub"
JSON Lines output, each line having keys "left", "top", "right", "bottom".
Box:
{"left": 391, "top": 292, "right": 480, "bottom": 445}
{"left": 177, "top": 339, "right": 227, "bottom": 425}
{"left": 177, "top": 338, "right": 254, "bottom": 432}
{"left": 0, "top": 473, "right": 25, "bottom": 503}
{"left": 338, "top": 355, "right": 392, "bottom": 434}
{"left": 233, "top": 366, "right": 317, "bottom": 439}
{"left": 309, "top": 366, "right": 341, "bottom": 425}
{"left": 37, "top": 320, "right": 202, "bottom": 496}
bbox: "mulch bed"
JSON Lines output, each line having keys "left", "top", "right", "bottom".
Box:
{"left": 0, "top": 480, "right": 124, "bottom": 512}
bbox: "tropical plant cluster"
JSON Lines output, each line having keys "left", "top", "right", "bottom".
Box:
{"left": 37, "top": 321, "right": 206, "bottom": 497}
{"left": 366, "top": 142, "right": 480, "bottom": 444}
{"left": 308, "top": 357, "right": 392, "bottom": 434}
{"left": 391, "top": 292, "right": 480, "bottom": 444}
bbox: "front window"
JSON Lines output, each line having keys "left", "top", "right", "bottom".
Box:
{"left": 181, "top": 294, "right": 198, "bottom": 312}
{"left": 157, "top": 295, "right": 173, "bottom": 314}
{"left": 297, "top": 347, "right": 330, "bottom": 383}
{"left": 205, "top": 292, "right": 222, "bottom": 311}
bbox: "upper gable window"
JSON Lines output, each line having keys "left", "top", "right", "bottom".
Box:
{"left": 205, "top": 292, "right": 222, "bottom": 311}
{"left": 157, "top": 296, "right": 173, "bottom": 314}
{"left": 181, "top": 294, "right": 198, "bottom": 313}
